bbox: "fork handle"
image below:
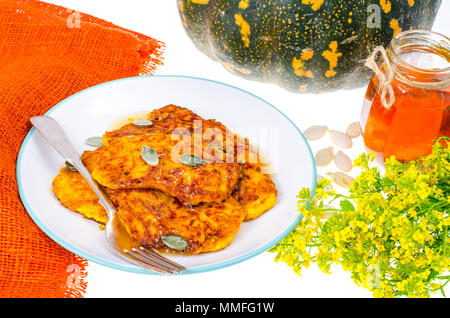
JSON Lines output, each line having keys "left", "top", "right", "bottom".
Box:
{"left": 30, "top": 116, "right": 115, "bottom": 220}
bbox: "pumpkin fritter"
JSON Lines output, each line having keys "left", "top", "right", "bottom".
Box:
{"left": 52, "top": 148, "right": 246, "bottom": 254}
{"left": 52, "top": 167, "right": 107, "bottom": 223}
{"left": 81, "top": 147, "right": 103, "bottom": 171}
{"left": 91, "top": 131, "right": 241, "bottom": 205}
{"left": 104, "top": 105, "right": 260, "bottom": 164}
{"left": 148, "top": 104, "right": 201, "bottom": 123}
{"left": 52, "top": 148, "right": 107, "bottom": 223}
{"left": 95, "top": 105, "right": 247, "bottom": 205}
{"left": 51, "top": 104, "right": 278, "bottom": 255}
{"left": 103, "top": 105, "right": 201, "bottom": 146}
{"left": 107, "top": 189, "right": 245, "bottom": 255}
{"left": 233, "top": 163, "right": 278, "bottom": 221}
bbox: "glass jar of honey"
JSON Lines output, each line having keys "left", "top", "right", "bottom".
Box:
{"left": 361, "top": 30, "right": 449, "bottom": 162}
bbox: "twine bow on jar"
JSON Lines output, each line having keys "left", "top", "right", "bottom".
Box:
{"left": 365, "top": 46, "right": 396, "bottom": 109}
{"left": 365, "top": 42, "right": 450, "bottom": 110}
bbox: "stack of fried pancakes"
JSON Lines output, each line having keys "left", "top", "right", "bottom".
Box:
{"left": 52, "top": 105, "right": 277, "bottom": 254}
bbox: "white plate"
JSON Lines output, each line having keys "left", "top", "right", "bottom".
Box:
{"left": 17, "top": 75, "right": 316, "bottom": 275}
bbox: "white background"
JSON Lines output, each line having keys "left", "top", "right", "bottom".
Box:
{"left": 42, "top": 0, "right": 449, "bottom": 298}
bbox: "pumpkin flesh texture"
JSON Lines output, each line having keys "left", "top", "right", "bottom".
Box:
{"left": 178, "top": 0, "right": 441, "bottom": 93}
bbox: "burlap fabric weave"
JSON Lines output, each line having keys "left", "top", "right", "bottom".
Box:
{"left": 0, "top": 0, "right": 164, "bottom": 297}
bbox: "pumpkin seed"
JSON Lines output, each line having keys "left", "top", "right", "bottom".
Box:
{"left": 303, "top": 125, "right": 328, "bottom": 141}
{"left": 141, "top": 146, "right": 159, "bottom": 166}
{"left": 185, "top": 203, "right": 194, "bottom": 209}
{"left": 334, "top": 150, "right": 352, "bottom": 172}
{"left": 65, "top": 160, "right": 77, "bottom": 172}
{"left": 315, "top": 147, "right": 333, "bottom": 167}
{"left": 85, "top": 136, "right": 103, "bottom": 147}
{"left": 161, "top": 234, "right": 188, "bottom": 251}
{"left": 345, "top": 122, "right": 362, "bottom": 138}
{"left": 132, "top": 119, "right": 153, "bottom": 127}
{"left": 208, "top": 141, "right": 226, "bottom": 153}
{"left": 329, "top": 130, "right": 352, "bottom": 148}
{"left": 327, "top": 172, "right": 355, "bottom": 188}
{"left": 179, "top": 154, "right": 205, "bottom": 167}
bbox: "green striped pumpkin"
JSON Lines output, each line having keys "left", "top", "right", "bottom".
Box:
{"left": 178, "top": 0, "right": 441, "bottom": 93}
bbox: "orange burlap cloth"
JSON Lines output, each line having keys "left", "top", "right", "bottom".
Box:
{"left": 0, "top": 0, "right": 164, "bottom": 297}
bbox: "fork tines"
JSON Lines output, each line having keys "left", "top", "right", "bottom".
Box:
{"left": 124, "top": 247, "right": 186, "bottom": 274}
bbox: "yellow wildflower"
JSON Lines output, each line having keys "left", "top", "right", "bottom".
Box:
{"left": 270, "top": 138, "right": 450, "bottom": 298}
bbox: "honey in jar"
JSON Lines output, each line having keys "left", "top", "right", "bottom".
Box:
{"left": 361, "top": 30, "right": 449, "bottom": 162}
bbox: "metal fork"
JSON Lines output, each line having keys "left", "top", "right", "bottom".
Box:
{"left": 30, "top": 116, "right": 186, "bottom": 274}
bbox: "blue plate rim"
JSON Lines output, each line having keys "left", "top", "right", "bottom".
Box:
{"left": 16, "top": 74, "right": 317, "bottom": 275}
